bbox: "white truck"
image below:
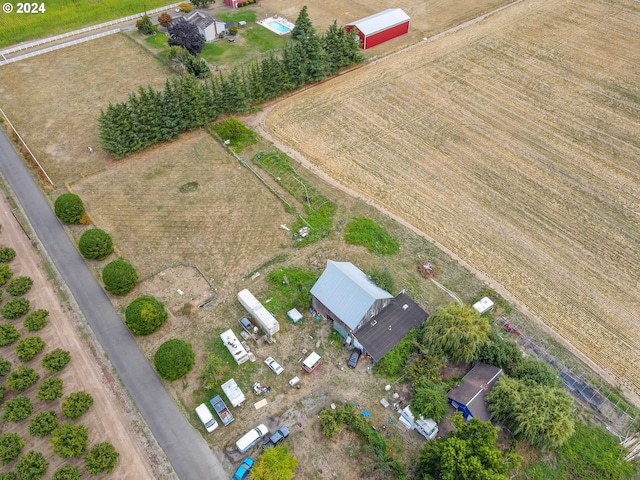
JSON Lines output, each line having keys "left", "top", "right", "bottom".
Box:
{"left": 221, "top": 378, "right": 246, "bottom": 408}
{"left": 237, "top": 289, "right": 280, "bottom": 336}
{"left": 195, "top": 403, "right": 219, "bottom": 433}
{"left": 236, "top": 424, "right": 269, "bottom": 453}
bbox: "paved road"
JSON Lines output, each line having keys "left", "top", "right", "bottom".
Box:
{"left": 0, "top": 130, "right": 226, "bottom": 479}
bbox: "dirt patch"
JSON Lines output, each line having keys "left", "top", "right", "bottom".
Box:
{"left": 258, "top": 0, "right": 640, "bottom": 405}
{"left": 0, "top": 190, "right": 163, "bottom": 478}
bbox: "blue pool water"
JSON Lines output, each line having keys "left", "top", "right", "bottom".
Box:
{"left": 268, "top": 20, "right": 291, "bottom": 34}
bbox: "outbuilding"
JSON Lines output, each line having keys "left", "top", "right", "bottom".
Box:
{"left": 447, "top": 363, "right": 502, "bottom": 421}
{"left": 346, "top": 8, "right": 410, "bottom": 50}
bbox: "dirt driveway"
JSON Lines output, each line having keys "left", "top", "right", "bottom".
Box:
{"left": 0, "top": 189, "right": 164, "bottom": 478}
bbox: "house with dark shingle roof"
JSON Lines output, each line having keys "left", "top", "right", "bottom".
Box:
{"left": 354, "top": 292, "right": 428, "bottom": 362}
{"left": 310, "top": 261, "right": 393, "bottom": 344}
{"left": 447, "top": 362, "right": 502, "bottom": 421}
{"left": 178, "top": 10, "right": 227, "bottom": 42}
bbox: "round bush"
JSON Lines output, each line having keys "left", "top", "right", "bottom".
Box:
{"left": 0, "top": 432, "right": 24, "bottom": 465}
{"left": 15, "top": 336, "right": 45, "bottom": 362}
{"left": 6, "top": 276, "right": 33, "bottom": 296}
{"left": 15, "top": 450, "right": 48, "bottom": 480}
{"left": 2, "top": 395, "right": 33, "bottom": 422}
{"left": 0, "top": 323, "right": 20, "bottom": 346}
{"left": 52, "top": 465, "right": 81, "bottom": 480}
{"left": 50, "top": 423, "right": 88, "bottom": 458}
{"left": 29, "top": 411, "right": 59, "bottom": 437}
{"left": 78, "top": 228, "right": 113, "bottom": 260}
{"left": 125, "top": 296, "right": 168, "bottom": 335}
{"left": 102, "top": 259, "right": 138, "bottom": 296}
{"left": 61, "top": 391, "right": 93, "bottom": 420}
{"left": 0, "top": 357, "right": 11, "bottom": 376}
{"left": 85, "top": 442, "right": 119, "bottom": 474}
{"left": 0, "top": 248, "right": 16, "bottom": 263}
{"left": 24, "top": 309, "right": 49, "bottom": 332}
{"left": 6, "top": 365, "right": 39, "bottom": 392}
{"left": 2, "top": 298, "right": 30, "bottom": 319}
{"left": 154, "top": 339, "right": 195, "bottom": 381}
{"left": 54, "top": 193, "right": 85, "bottom": 224}
{"left": 0, "top": 264, "right": 12, "bottom": 285}
{"left": 42, "top": 349, "right": 71, "bottom": 373}
{"left": 37, "top": 377, "right": 63, "bottom": 401}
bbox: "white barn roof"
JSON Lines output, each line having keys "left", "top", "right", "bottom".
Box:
{"left": 347, "top": 8, "right": 409, "bottom": 36}
{"left": 310, "top": 261, "right": 393, "bottom": 331}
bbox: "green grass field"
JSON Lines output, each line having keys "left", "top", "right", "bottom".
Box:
{"left": 200, "top": 25, "right": 286, "bottom": 65}
{"left": 0, "top": 0, "right": 175, "bottom": 48}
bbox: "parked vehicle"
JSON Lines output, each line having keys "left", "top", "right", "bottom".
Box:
{"left": 264, "top": 356, "right": 284, "bottom": 375}
{"left": 209, "top": 395, "right": 234, "bottom": 426}
{"left": 221, "top": 378, "right": 246, "bottom": 407}
{"left": 302, "top": 351, "right": 321, "bottom": 373}
{"left": 231, "top": 458, "right": 254, "bottom": 480}
{"left": 236, "top": 424, "right": 269, "bottom": 453}
{"left": 262, "top": 425, "right": 290, "bottom": 449}
{"left": 348, "top": 348, "right": 361, "bottom": 368}
{"left": 195, "top": 403, "right": 218, "bottom": 433}
{"left": 239, "top": 317, "right": 254, "bottom": 333}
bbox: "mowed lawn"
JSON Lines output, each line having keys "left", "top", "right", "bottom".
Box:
{"left": 263, "top": 0, "right": 640, "bottom": 402}
{"left": 0, "top": 33, "right": 172, "bottom": 184}
{"left": 71, "top": 130, "right": 295, "bottom": 287}
{"left": 0, "top": 0, "right": 176, "bottom": 48}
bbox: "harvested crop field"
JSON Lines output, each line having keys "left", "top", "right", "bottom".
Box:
{"left": 260, "top": 0, "right": 640, "bottom": 402}
{"left": 71, "top": 130, "right": 296, "bottom": 296}
{"left": 0, "top": 33, "right": 171, "bottom": 184}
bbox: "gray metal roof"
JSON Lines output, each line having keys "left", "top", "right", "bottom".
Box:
{"left": 184, "top": 10, "right": 217, "bottom": 29}
{"left": 346, "top": 8, "right": 410, "bottom": 36}
{"left": 354, "top": 292, "right": 428, "bottom": 362}
{"left": 310, "top": 261, "right": 392, "bottom": 330}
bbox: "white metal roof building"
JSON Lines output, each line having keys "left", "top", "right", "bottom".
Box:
{"left": 220, "top": 329, "right": 249, "bottom": 365}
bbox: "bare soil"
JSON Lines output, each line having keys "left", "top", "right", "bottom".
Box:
{"left": 258, "top": 0, "right": 640, "bottom": 404}
{"left": 0, "top": 191, "right": 162, "bottom": 478}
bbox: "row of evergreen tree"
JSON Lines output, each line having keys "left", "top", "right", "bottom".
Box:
{"left": 99, "top": 7, "right": 363, "bottom": 159}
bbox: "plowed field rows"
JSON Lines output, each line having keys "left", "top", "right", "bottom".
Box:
{"left": 262, "top": 0, "right": 640, "bottom": 401}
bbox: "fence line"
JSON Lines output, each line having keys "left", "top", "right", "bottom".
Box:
{"left": 0, "top": 107, "right": 53, "bottom": 186}
{"left": 0, "top": 3, "right": 181, "bottom": 57}
{"left": 1, "top": 29, "right": 121, "bottom": 66}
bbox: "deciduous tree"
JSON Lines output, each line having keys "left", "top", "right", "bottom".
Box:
{"left": 2, "top": 395, "right": 33, "bottom": 422}
{"left": 42, "top": 348, "right": 71, "bottom": 373}
{"left": 5, "top": 276, "right": 33, "bottom": 296}
{"left": 0, "top": 247, "right": 16, "bottom": 263}
{"left": 29, "top": 411, "right": 59, "bottom": 437}
{"left": 15, "top": 450, "right": 48, "bottom": 480}
{"left": 410, "top": 379, "right": 449, "bottom": 422}
{"left": 37, "top": 377, "right": 63, "bottom": 401}
{"left": 7, "top": 365, "right": 39, "bottom": 392}
{"left": 15, "top": 336, "right": 45, "bottom": 362}
{"left": 50, "top": 423, "right": 88, "bottom": 458}
{"left": 52, "top": 465, "right": 81, "bottom": 480}
{"left": 54, "top": 193, "right": 85, "bottom": 224}
{"left": 24, "top": 309, "right": 49, "bottom": 332}
{"left": 84, "top": 442, "right": 119, "bottom": 474}
{"left": 0, "top": 322, "right": 20, "bottom": 346}
{"left": 154, "top": 338, "right": 195, "bottom": 381}
{"left": 252, "top": 444, "right": 298, "bottom": 480}
{"left": 168, "top": 20, "right": 205, "bottom": 56}
{"left": 78, "top": 228, "right": 113, "bottom": 260}
{"left": 2, "top": 297, "right": 30, "bottom": 319}
{"left": 125, "top": 295, "right": 167, "bottom": 335}
{"left": 61, "top": 392, "right": 93, "bottom": 420}
{"left": 158, "top": 12, "right": 172, "bottom": 28}
{"left": 102, "top": 259, "right": 138, "bottom": 296}
{"left": 0, "top": 432, "right": 24, "bottom": 465}
{"left": 136, "top": 15, "right": 154, "bottom": 35}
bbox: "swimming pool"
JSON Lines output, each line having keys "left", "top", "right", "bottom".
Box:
{"left": 268, "top": 20, "right": 292, "bottom": 34}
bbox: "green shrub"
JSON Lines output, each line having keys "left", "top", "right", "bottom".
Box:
{"left": 185, "top": 54, "right": 211, "bottom": 79}
{"left": 24, "top": 309, "right": 49, "bottom": 332}
{"left": 61, "top": 392, "right": 93, "bottom": 420}
{"left": 366, "top": 268, "right": 396, "bottom": 295}
{"left": 7, "top": 365, "right": 39, "bottom": 392}
{"left": 102, "top": 259, "right": 138, "bottom": 296}
{"left": 136, "top": 15, "right": 154, "bottom": 35}
{"left": 42, "top": 348, "right": 71, "bottom": 373}
{"left": 0, "top": 357, "right": 11, "bottom": 376}
{"left": 0, "top": 432, "right": 24, "bottom": 465}
{"left": 78, "top": 228, "right": 113, "bottom": 260}
{"left": 52, "top": 465, "right": 81, "bottom": 480}
{"left": 37, "top": 377, "right": 63, "bottom": 401}
{"left": 228, "top": 25, "right": 238, "bottom": 35}
{"left": 0, "top": 248, "right": 16, "bottom": 263}
{"left": 29, "top": 411, "right": 59, "bottom": 437}
{"left": 125, "top": 295, "right": 168, "bottom": 335}
{"left": 15, "top": 336, "right": 45, "bottom": 362}
{"left": 178, "top": 2, "right": 192, "bottom": 12}
{"left": 344, "top": 218, "right": 400, "bottom": 255}
{"left": 50, "top": 423, "right": 88, "bottom": 458}
{"left": 0, "top": 323, "right": 20, "bottom": 346}
{"left": 2, "top": 297, "right": 29, "bottom": 319}
{"left": 212, "top": 117, "right": 258, "bottom": 152}
{"left": 0, "top": 473, "right": 17, "bottom": 480}
{"left": 154, "top": 339, "right": 195, "bottom": 381}
{"left": 85, "top": 442, "right": 120, "bottom": 474}
{"left": 2, "top": 395, "right": 33, "bottom": 422}
{"left": 15, "top": 450, "right": 48, "bottom": 480}
{"left": 0, "top": 263, "right": 12, "bottom": 285}
{"left": 54, "top": 193, "right": 85, "bottom": 224}
{"left": 6, "top": 276, "right": 33, "bottom": 296}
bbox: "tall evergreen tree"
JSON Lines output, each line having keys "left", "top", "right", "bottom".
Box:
{"left": 98, "top": 103, "right": 136, "bottom": 159}
{"left": 205, "top": 75, "right": 224, "bottom": 120}
{"left": 245, "top": 63, "right": 265, "bottom": 105}
{"left": 222, "top": 69, "right": 250, "bottom": 113}
{"left": 291, "top": 6, "right": 315, "bottom": 41}
{"left": 282, "top": 42, "right": 305, "bottom": 90}
{"left": 299, "top": 33, "right": 328, "bottom": 83}
{"left": 160, "top": 79, "right": 182, "bottom": 140}
{"left": 260, "top": 53, "right": 285, "bottom": 99}
{"left": 322, "top": 21, "right": 363, "bottom": 74}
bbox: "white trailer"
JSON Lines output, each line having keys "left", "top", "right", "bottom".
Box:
{"left": 221, "top": 378, "right": 246, "bottom": 408}
{"left": 220, "top": 329, "right": 250, "bottom": 365}
{"left": 237, "top": 289, "right": 280, "bottom": 336}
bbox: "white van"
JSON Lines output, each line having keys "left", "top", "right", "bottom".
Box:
{"left": 235, "top": 424, "right": 268, "bottom": 453}
{"left": 195, "top": 403, "right": 219, "bottom": 433}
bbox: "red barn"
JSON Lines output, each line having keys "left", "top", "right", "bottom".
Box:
{"left": 346, "top": 9, "right": 410, "bottom": 50}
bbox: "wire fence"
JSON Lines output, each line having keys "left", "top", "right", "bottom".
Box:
{"left": 498, "top": 314, "right": 639, "bottom": 438}
{"left": 0, "top": 3, "right": 181, "bottom": 57}
{"left": 1, "top": 29, "right": 121, "bottom": 66}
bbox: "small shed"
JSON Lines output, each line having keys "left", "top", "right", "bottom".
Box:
{"left": 473, "top": 297, "right": 495, "bottom": 315}
{"left": 346, "top": 8, "right": 410, "bottom": 50}
{"left": 302, "top": 351, "right": 321, "bottom": 373}
{"left": 287, "top": 308, "right": 303, "bottom": 323}
{"left": 447, "top": 363, "right": 502, "bottom": 421}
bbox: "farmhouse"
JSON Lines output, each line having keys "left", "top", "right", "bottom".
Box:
{"left": 447, "top": 363, "right": 502, "bottom": 421}
{"left": 310, "top": 261, "right": 393, "bottom": 345}
{"left": 179, "top": 10, "right": 227, "bottom": 42}
{"left": 346, "top": 9, "right": 410, "bottom": 50}
{"left": 354, "top": 291, "right": 428, "bottom": 362}
{"left": 224, "top": 0, "right": 261, "bottom": 8}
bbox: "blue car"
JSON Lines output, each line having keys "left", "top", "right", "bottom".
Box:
{"left": 232, "top": 458, "right": 254, "bottom": 480}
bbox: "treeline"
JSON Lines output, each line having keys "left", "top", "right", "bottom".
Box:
{"left": 99, "top": 7, "right": 363, "bottom": 159}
